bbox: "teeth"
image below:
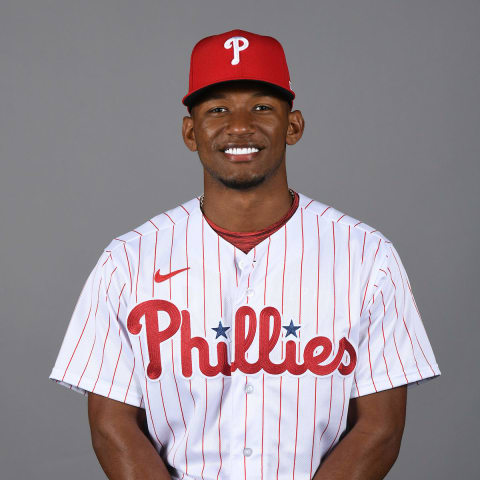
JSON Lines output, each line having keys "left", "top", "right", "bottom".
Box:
{"left": 225, "top": 147, "right": 259, "bottom": 155}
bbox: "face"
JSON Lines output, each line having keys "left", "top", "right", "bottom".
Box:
{"left": 182, "top": 81, "right": 305, "bottom": 190}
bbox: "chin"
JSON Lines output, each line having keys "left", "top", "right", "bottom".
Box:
{"left": 217, "top": 174, "right": 266, "bottom": 190}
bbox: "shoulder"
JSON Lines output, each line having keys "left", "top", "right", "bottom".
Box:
{"left": 102, "top": 196, "right": 200, "bottom": 258}
{"left": 299, "top": 192, "right": 391, "bottom": 241}
{"left": 298, "top": 191, "right": 393, "bottom": 264}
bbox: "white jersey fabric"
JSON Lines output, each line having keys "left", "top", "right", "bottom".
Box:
{"left": 50, "top": 192, "right": 440, "bottom": 480}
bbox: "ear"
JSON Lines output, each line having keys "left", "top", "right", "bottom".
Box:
{"left": 182, "top": 115, "right": 198, "bottom": 152}
{"left": 285, "top": 110, "right": 305, "bottom": 146}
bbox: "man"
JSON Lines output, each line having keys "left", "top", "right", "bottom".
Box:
{"left": 50, "top": 29, "right": 440, "bottom": 480}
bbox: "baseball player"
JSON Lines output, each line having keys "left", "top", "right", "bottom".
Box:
{"left": 50, "top": 29, "right": 441, "bottom": 480}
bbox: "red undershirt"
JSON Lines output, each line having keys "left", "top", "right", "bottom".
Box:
{"left": 202, "top": 191, "right": 300, "bottom": 254}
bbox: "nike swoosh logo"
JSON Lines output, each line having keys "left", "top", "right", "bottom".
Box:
{"left": 154, "top": 267, "right": 190, "bottom": 283}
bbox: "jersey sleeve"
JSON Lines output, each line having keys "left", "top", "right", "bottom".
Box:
{"left": 49, "top": 248, "right": 143, "bottom": 407}
{"left": 350, "top": 240, "right": 441, "bottom": 398}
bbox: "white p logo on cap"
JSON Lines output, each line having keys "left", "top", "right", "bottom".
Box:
{"left": 224, "top": 36, "right": 249, "bottom": 65}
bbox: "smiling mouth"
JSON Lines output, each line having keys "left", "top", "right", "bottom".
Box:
{"left": 221, "top": 145, "right": 263, "bottom": 162}
{"left": 224, "top": 147, "right": 260, "bottom": 155}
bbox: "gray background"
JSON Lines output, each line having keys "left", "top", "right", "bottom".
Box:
{"left": 1, "top": 0, "right": 478, "bottom": 478}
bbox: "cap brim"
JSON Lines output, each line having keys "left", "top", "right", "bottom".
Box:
{"left": 182, "top": 79, "right": 295, "bottom": 111}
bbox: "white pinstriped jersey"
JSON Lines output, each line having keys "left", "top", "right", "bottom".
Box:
{"left": 50, "top": 192, "right": 440, "bottom": 480}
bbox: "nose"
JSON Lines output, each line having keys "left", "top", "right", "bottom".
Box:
{"left": 225, "top": 109, "right": 255, "bottom": 136}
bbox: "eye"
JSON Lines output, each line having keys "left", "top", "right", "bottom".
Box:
{"left": 254, "top": 104, "right": 272, "bottom": 111}
{"left": 209, "top": 106, "right": 227, "bottom": 113}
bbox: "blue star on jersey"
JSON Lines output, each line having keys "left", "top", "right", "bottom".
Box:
{"left": 282, "top": 319, "right": 301, "bottom": 337}
{"left": 212, "top": 321, "right": 230, "bottom": 339}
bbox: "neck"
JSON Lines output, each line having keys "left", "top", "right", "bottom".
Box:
{"left": 201, "top": 168, "right": 293, "bottom": 232}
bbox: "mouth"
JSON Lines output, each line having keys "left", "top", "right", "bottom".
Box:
{"left": 220, "top": 145, "right": 263, "bottom": 162}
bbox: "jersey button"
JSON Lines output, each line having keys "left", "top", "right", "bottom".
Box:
{"left": 243, "top": 447, "right": 252, "bottom": 457}
{"left": 245, "top": 384, "right": 254, "bottom": 394}
{"left": 238, "top": 260, "right": 247, "bottom": 269}
{"left": 246, "top": 288, "right": 254, "bottom": 297}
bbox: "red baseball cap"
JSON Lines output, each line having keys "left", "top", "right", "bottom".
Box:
{"left": 182, "top": 29, "right": 295, "bottom": 111}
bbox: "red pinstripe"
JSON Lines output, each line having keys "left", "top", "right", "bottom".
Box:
{"left": 298, "top": 209, "right": 304, "bottom": 362}
{"left": 326, "top": 378, "right": 346, "bottom": 454}
{"left": 261, "top": 373, "right": 265, "bottom": 480}
{"left": 308, "top": 377, "right": 318, "bottom": 479}
{"left": 201, "top": 379, "right": 208, "bottom": 479}
{"left": 185, "top": 215, "right": 190, "bottom": 307}
{"left": 320, "top": 206, "right": 330, "bottom": 216}
{"left": 108, "top": 342, "right": 122, "bottom": 398}
{"left": 78, "top": 274, "right": 109, "bottom": 387}
{"left": 170, "top": 340, "right": 188, "bottom": 470}
{"left": 348, "top": 226, "right": 351, "bottom": 337}
{"left": 354, "top": 221, "right": 362, "bottom": 227}
{"left": 180, "top": 204, "right": 190, "bottom": 215}
{"left": 384, "top": 266, "right": 409, "bottom": 383}
{"left": 171, "top": 341, "right": 187, "bottom": 432}
{"left": 118, "top": 242, "right": 132, "bottom": 294}
{"left": 123, "top": 357, "right": 136, "bottom": 403}
{"left": 354, "top": 375, "right": 360, "bottom": 396}
{"left": 367, "top": 309, "right": 377, "bottom": 392}
{"left": 292, "top": 378, "right": 301, "bottom": 479}
{"left": 361, "top": 231, "right": 366, "bottom": 264}
{"left": 393, "top": 331, "right": 409, "bottom": 382}
{"left": 336, "top": 214, "right": 345, "bottom": 222}
{"left": 390, "top": 252, "right": 424, "bottom": 378}
{"left": 189, "top": 379, "right": 196, "bottom": 409}
{"left": 275, "top": 377, "right": 283, "bottom": 480}
{"left": 150, "top": 220, "right": 159, "bottom": 298}
{"left": 62, "top": 273, "right": 102, "bottom": 381}
{"left": 386, "top": 266, "right": 419, "bottom": 379}
{"left": 332, "top": 222, "right": 336, "bottom": 345}
{"left": 77, "top": 335, "right": 96, "bottom": 387}
{"left": 159, "top": 380, "right": 177, "bottom": 456}
{"left": 260, "top": 238, "right": 271, "bottom": 480}
{"left": 169, "top": 226, "right": 175, "bottom": 299}
{"left": 244, "top": 376, "right": 249, "bottom": 480}
{"left": 107, "top": 283, "right": 126, "bottom": 397}
{"left": 406, "top": 276, "right": 421, "bottom": 317}
{"left": 139, "top": 339, "right": 163, "bottom": 447}
{"left": 92, "top": 312, "right": 111, "bottom": 392}
{"left": 218, "top": 236, "right": 223, "bottom": 317}
{"left": 414, "top": 331, "right": 436, "bottom": 376}
{"left": 264, "top": 236, "right": 271, "bottom": 305}
{"left": 281, "top": 225, "right": 287, "bottom": 315}
{"left": 305, "top": 199, "right": 314, "bottom": 209}
{"left": 133, "top": 233, "right": 142, "bottom": 303}
{"left": 202, "top": 217, "right": 206, "bottom": 336}
{"left": 317, "top": 376, "right": 333, "bottom": 448}
{"left": 102, "top": 252, "right": 112, "bottom": 267}
{"left": 216, "top": 377, "right": 225, "bottom": 480}
{"left": 380, "top": 292, "right": 394, "bottom": 387}
{"left": 309, "top": 216, "right": 321, "bottom": 477}
{"left": 199, "top": 216, "right": 208, "bottom": 479}
{"left": 164, "top": 212, "right": 176, "bottom": 225}
{"left": 105, "top": 266, "right": 117, "bottom": 299}
{"left": 153, "top": 231, "right": 158, "bottom": 297}
{"left": 108, "top": 282, "right": 126, "bottom": 398}
{"left": 185, "top": 378, "right": 196, "bottom": 476}
{"left": 401, "top": 315, "right": 423, "bottom": 378}
{"left": 360, "top": 279, "right": 370, "bottom": 315}
{"left": 316, "top": 216, "right": 320, "bottom": 333}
